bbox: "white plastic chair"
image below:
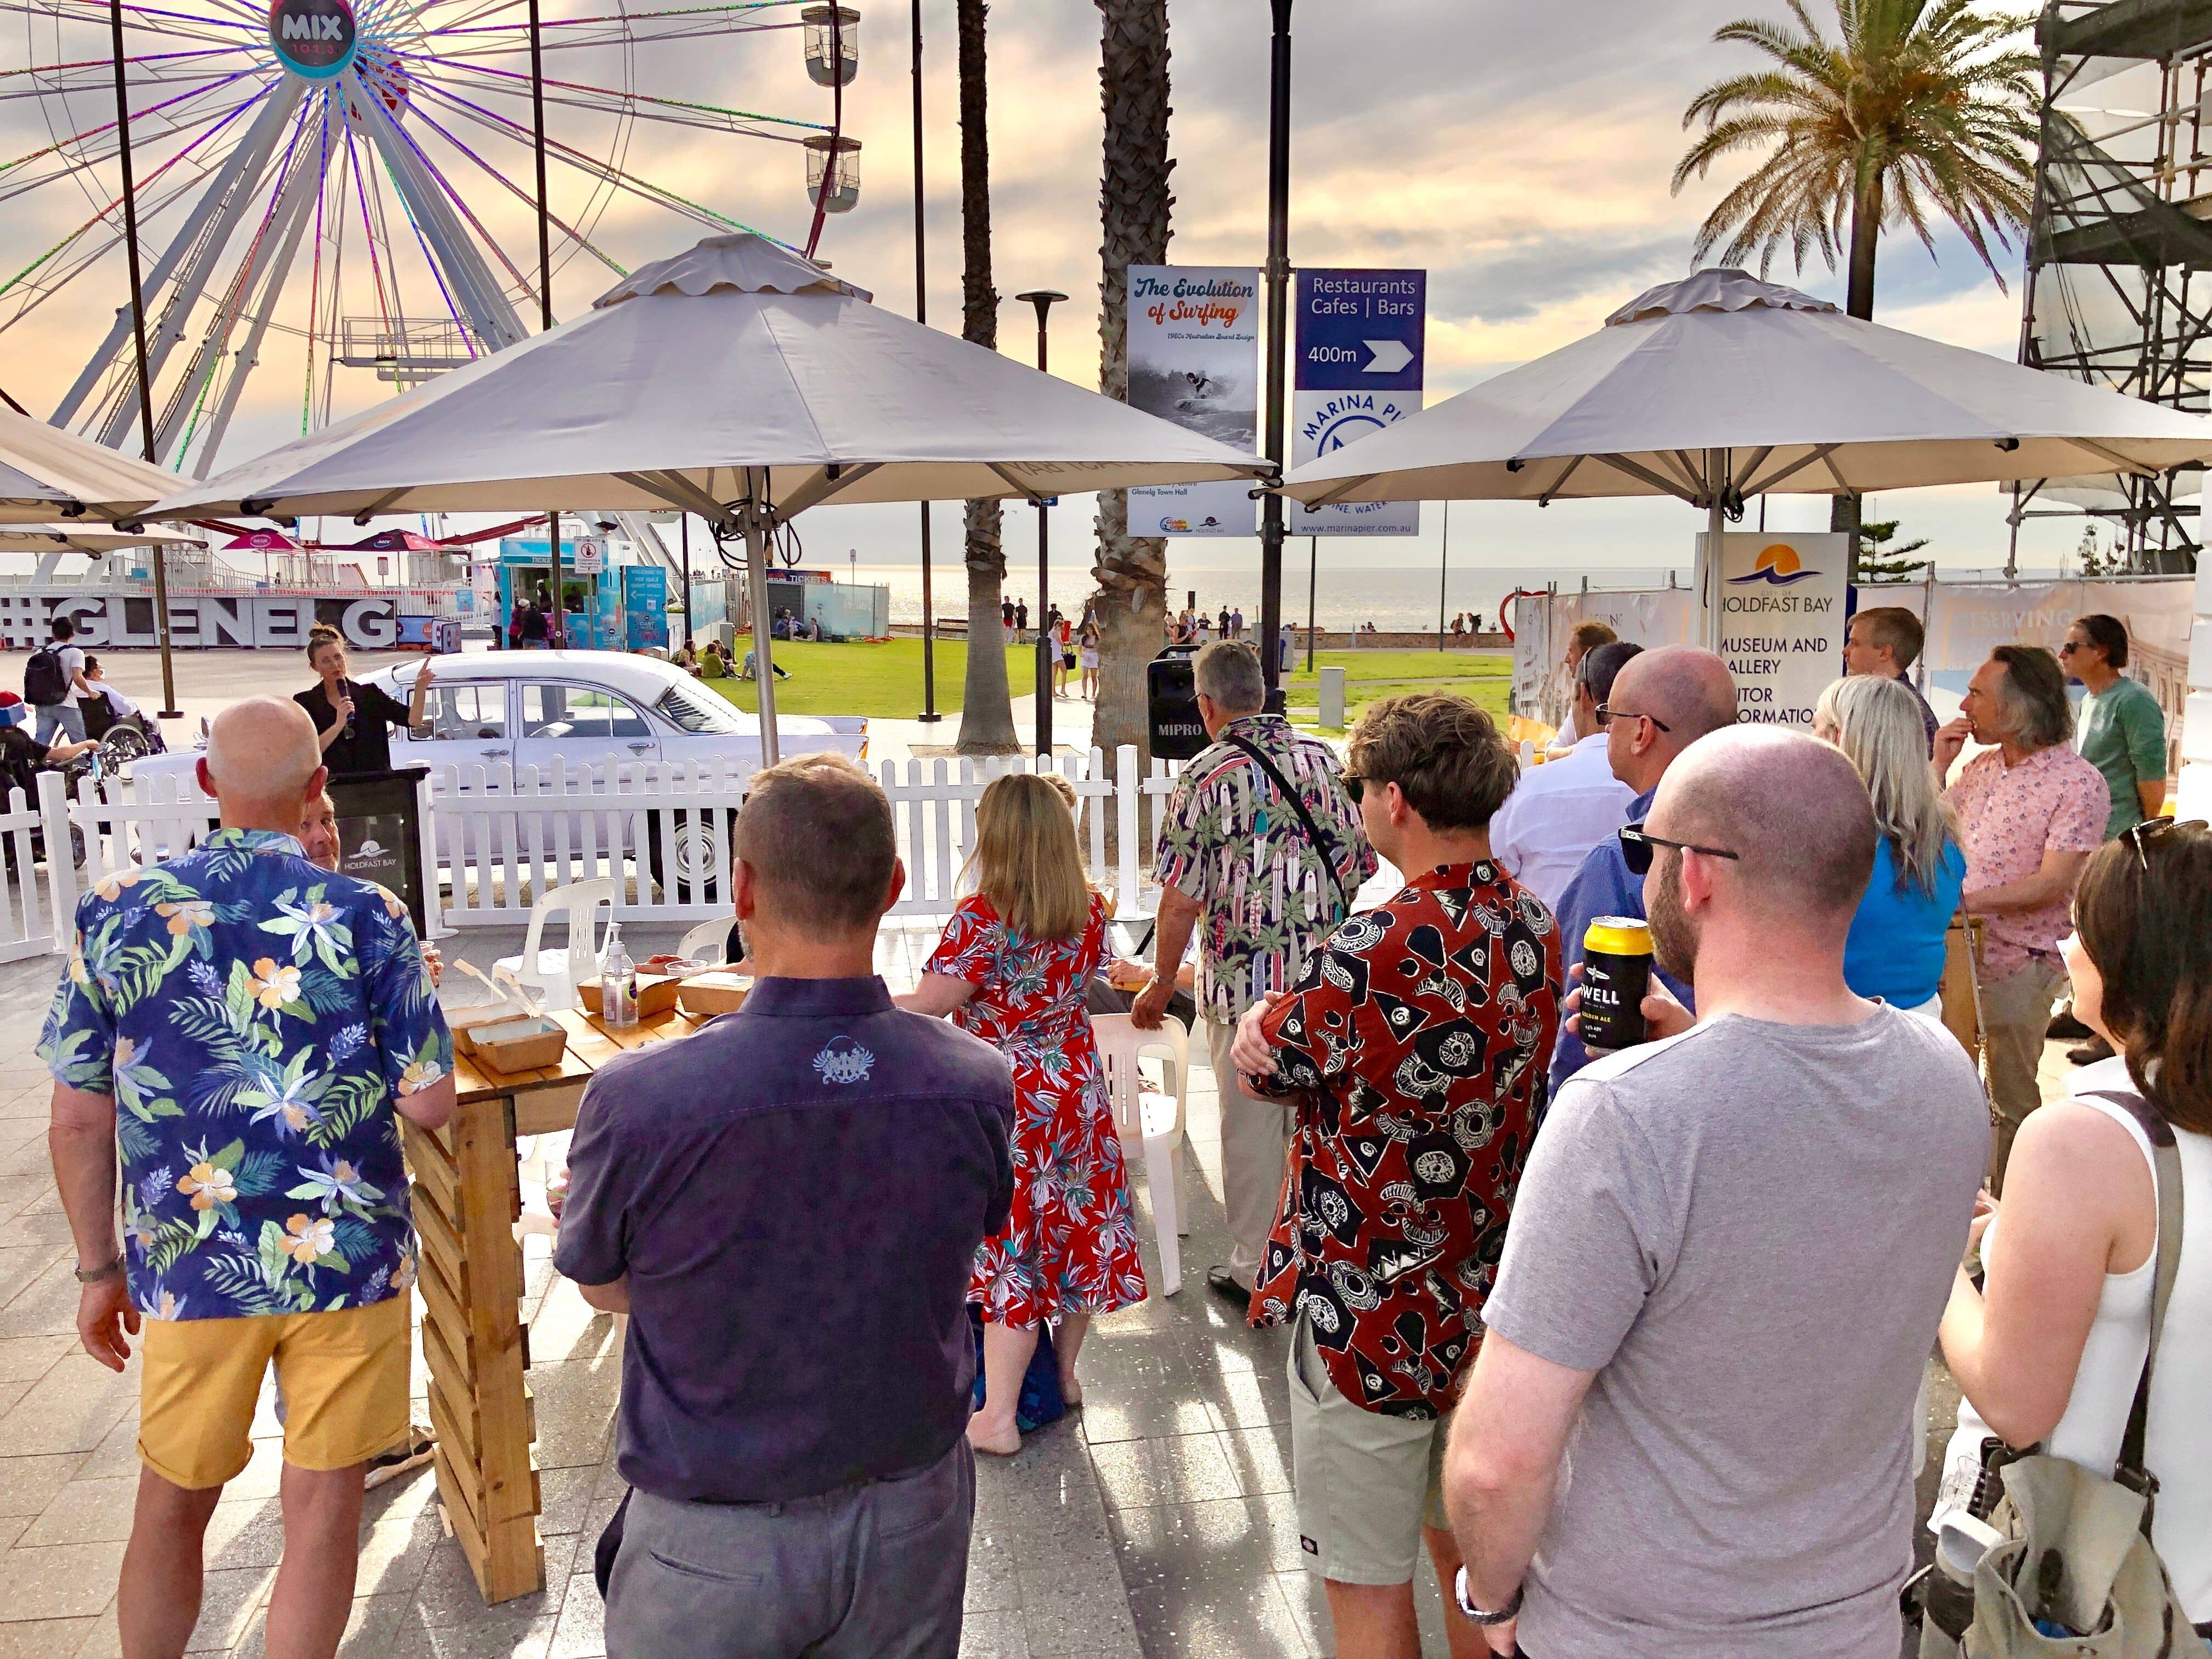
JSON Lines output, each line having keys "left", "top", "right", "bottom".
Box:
{"left": 1091, "top": 1012, "right": 1189, "bottom": 1298}
{"left": 678, "top": 917, "right": 735, "bottom": 966}
{"left": 493, "top": 877, "right": 617, "bottom": 1012}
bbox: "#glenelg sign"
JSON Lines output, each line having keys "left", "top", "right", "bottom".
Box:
{"left": 1705, "top": 532, "right": 1848, "bottom": 726}
{"left": 1293, "top": 269, "right": 1425, "bottom": 538}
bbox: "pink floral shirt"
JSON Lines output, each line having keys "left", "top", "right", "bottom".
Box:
{"left": 1946, "top": 743, "right": 2108, "bottom": 976}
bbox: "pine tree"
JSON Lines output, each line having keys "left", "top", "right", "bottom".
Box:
{"left": 1857, "top": 517, "right": 1931, "bottom": 583}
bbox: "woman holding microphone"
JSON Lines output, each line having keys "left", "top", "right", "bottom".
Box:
{"left": 296, "top": 624, "right": 434, "bottom": 777}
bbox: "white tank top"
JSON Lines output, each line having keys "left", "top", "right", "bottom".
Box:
{"left": 1984, "top": 1058, "right": 2212, "bottom": 1620}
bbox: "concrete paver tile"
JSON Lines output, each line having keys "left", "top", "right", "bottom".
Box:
{"left": 14, "top": 1477, "right": 137, "bottom": 1547}
{"left": 0, "top": 1261, "right": 86, "bottom": 1341}
{"left": 0, "top": 1455, "right": 87, "bottom": 1519}
{"left": 0, "top": 1617, "right": 98, "bottom": 1659}
{"left": 956, "top": 1609, "right": 1030, "bottom": 1659}
{"left": 0, "top": 1541, "right": 129, "bottom": 1622}
{"left": 964, "top": 1530, "right": 1019, "bottom": 1615}
{"left": 201, "top": 1498, "right": 288, "bottom": 1572}
{"left": 0, "top": 1336, "right": 73, "bottom": 1384}
{"left": 543, "top": 1572, "right": 603, "bottom": 1659}
{"left": 0, "top": 1357, "right": 137, "bottom": 1457}
{"left": 1085, "top": 1434, "right": 1241, "bottom": 1513}
{"left": 183, "top": 1567, "right": 274, "bottom": 1654}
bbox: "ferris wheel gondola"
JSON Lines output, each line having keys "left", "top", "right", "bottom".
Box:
{"left": 2, "top": 0, "right": 862, "bottom": 477}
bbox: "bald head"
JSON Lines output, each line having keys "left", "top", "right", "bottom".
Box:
{"left": 1602, "top": 645, "right": 1737, "bottom": 793}
{"left": 1652, "top": 726, "right": 1875, "bottom": 924}
{"left": 202, "top": 698, "right": 325, "bottom": 823}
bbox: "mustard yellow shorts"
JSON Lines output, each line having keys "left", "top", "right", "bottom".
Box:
{"left": 138, "top": 1295, "right": 410, "bottom": 1491}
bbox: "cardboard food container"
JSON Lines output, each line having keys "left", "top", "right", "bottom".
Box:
{"left": 580, "top": 972, "right": 685, "bottom": 1022}
{"left": 676, "top": 972, "right": 752, "bottom": 1018}
{"left": 450, "top": 1008, "right": 527, "bottom": 1058}
{"left": 470, "top": 1016, "right": 568, "bottom": 1075}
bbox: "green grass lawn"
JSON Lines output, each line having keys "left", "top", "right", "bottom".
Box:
{"left": 1283, "top": 650, "right": 1513, "bottom": 732}
{"left": 702, "top": 637, "right": 1032, "bottom": 717}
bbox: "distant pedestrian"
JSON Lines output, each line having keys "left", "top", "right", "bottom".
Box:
{"left": 518, "top": 594, "right": 551, "bottom": 647}
{"left": 1548, "top": 645, "right": 1739, "bottom": 1091}
{"left": 1217, "top": 605, "right": 1231, "bottom": 640}
{"left": 42, "top": 698, "right": 453, "bottom": 1659}
{"left": 1444, "top": 727, "right": 1988, "bottom": 1659}
{"left": 1014, "top": 600, "right": 1029, "bottom": 642}
{"left": 2064, "top": 613, "right": 2166, "bottom": 839}
{"left": 1936, "top": 645, "right": 2107, "bottom": 1186}
{"left": 1230, "top": 606, "right": 1244, "bottom": 639}
{"left": 1136, "top": 641, "right": 1375, "bottom": 1301}
{"left": 1232, "top": 693, "right": 1559, "bottom": 1658}
{"left": 25, "top": 614, "right": 92, "bottom": 745}
{"left": 1489, "top": 640, "right": 1641, "bottom": 908}
{"left": 1079, "top": 622, "right": 1099, "bottom": 700}
{"left": 1002, "top": 598, "right": 1015, "bottom": 645}
{"left": 901, "top": 774, "right": 1144, "bottom": 1454}
{"left": 1814, "top": 675, "right": 1964, "bottom": 1019}
{"left": 562, "top": 754, "right": 1014, "bottom": 1659}
{"left": 1843, "top": 606, "right": 1940, "bottom": 755}
{"left": 1544, "top": 619, "right": 1618, "bottom": 757}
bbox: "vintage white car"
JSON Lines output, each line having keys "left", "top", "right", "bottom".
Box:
{"left": 131, "top": 651, "right": 865, "bottom": 897}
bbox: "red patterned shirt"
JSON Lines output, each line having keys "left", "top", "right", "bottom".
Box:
{"left": 1252, "top": 862, "right": 1561, "bottom": 1418}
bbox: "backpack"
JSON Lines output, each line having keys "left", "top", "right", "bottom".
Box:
{"left": 22, "top": 646, "right": 67, "bottom": 707}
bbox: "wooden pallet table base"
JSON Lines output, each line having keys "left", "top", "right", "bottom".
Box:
{"left": 413, "top": 1004, "right": 708, "bottom": 1604}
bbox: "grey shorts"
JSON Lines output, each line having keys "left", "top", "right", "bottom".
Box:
{"left": 1286, "top": 1313, "right": 1451, "bottom": 1586}
{"left": 603, "top": 1437, "right": 975, "bottom": 1659}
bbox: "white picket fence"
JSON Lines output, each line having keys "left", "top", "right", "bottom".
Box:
{"left": 0, "top": 748, "right": 1188, "bottom": 960}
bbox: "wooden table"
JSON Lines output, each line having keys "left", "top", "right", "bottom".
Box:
{"left": 406, "top": 1003, "right": 710, "bottom": 1604}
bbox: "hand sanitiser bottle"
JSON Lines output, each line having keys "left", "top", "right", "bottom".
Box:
{"left": 601, "top": 923, "right": 639, "bottom": 1028}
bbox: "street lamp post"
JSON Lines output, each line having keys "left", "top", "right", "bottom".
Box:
{"left": 911, "top": 0, "right": 940, "bottom": 721}
{"left": 1016, "top": 289, "right": 1066, "bottom": 758}
{"left": 1257, "top": 0, "right": 1294, "bottom": 696}
{"left": 527, "top": 0, "right": 561, "bottom": 643}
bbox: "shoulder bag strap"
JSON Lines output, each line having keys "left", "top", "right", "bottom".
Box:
{"left": 1223, "top": 733, "right": 1351, "bottom": 918}
{"left": 2077, "top": 1087, "right": 2183, "bottom": 1498}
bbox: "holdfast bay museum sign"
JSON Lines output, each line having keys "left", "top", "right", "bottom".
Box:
{"left": 1705, "top": 532, "right": 1849, "bottom": 726}
{"left": 0, "top": 592, "right": 417, "bottom": 651}
{"left": 1292, "top": 269, "right": 1426, "bottom": 538}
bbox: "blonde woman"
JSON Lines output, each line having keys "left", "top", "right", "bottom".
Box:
{"left": 898, "top": 773, "right": 1146, "bottom": 1453}
{"left": 1815, "top": 674, "right": 1967, "bottom": 1015}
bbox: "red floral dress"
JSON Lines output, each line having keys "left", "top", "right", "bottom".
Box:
{"left": 926, "top": 890, "right": 1148, "bottom": 1328}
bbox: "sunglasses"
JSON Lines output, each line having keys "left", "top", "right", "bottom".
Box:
{"left": 1344, "top": 774, "right": 1368, "bottom": 804}
{"left": 1594, "top": 702, "right": 1671, "bottom": 733}
{"left": 2123, "top": 816, "right": 2206, "bottom": 872}
{"left": 1619, "top": 822, "right": 1742, "bottom": 876}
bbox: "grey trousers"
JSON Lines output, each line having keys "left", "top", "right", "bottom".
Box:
{"left": 1206, "top": 1016, "right": 1293, "bottom": 1285}
{"left": 603, "top": 1438, "right": 975, "bottom": 1659}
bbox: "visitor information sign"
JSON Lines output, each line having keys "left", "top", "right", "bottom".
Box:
{"left": 1292, "top": 269, "right": 1425, "bottom": 537}
{"left": 1126, "top": 266, "right": 1261, "bottom": 538}
{"left": 1705, "top": 531, "right": 1849, "bottom": 726}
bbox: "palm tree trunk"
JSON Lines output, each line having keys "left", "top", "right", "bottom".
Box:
{"left": 1831, "top": 172, "right": 1883, "bottom": 574}
{"left": 956, "top": 0, "right": 1015, "bottom": 755}
{"left": 1092, "top": 0, "right": 1173, "bottom": 786}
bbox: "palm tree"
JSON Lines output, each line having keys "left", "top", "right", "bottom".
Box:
{"left": 1672, "top": 0, "right": 2037, "bottom": 555}
{"left": 956, "top": 0, "right": 1017, "bottom": 754}
{"left": 1091, "top": 0, "right": 1174, "bottom": 778}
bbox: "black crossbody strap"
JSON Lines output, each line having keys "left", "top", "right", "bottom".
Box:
{"left": 2077, "top": 1087, "right": 2183, "bottom": 1492}
{"left": 1223, "top": 733, "right": 1351, "bottom": 918}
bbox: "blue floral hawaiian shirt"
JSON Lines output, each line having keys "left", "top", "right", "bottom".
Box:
{"left": 38, "top": 828, "right": 452, "bottom": 1321}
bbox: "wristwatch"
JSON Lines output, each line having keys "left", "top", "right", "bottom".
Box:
{"left": 74, "top": 1254, "right": 125, "bottom": 1284}
{"left": 1453, "top": 1568, "right": 1522, "bottom": 1627}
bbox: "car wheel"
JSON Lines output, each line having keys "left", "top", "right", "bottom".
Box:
{"left": 645, "top": 809, "right": 725, "bottom": 903}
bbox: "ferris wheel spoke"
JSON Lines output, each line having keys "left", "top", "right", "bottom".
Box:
{"left": 0, "top": 60, "right": 270, "bottom": 185}
{"left": 6, "top": 0, "right": 259, "bottom": 41}
{"left": 391, "top": 50, "right": 819, "bottom": 139}
{"left": 1, "top": 47, "right": 260, "bottom": 91}
{"left": 0, "top": 69, "right": 268, "bottom": 207}
{"left": 359, "top": 87, "right": 538, "bottom": 320}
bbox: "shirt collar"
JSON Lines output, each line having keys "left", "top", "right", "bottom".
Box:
{"left": 1219, "top": 712, "right": 1285, "bottom": 743}
{"left": 1627, "top": 785, "right": 1660, "bottom": 817}
{"left": 741, "top": 976, "right": 894, "bottom": 1017}
{"left": 1409, "top": 860, "right": 1504, "bottom": 890}
{"left": 201, "top": 827, "right": 306, "bottom": 859}
{"left": 1572, "top": 731, "right": 1609, "bottom": 753}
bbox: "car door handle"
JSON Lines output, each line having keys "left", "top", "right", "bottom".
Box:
{"left": 481, "top": 747, "right": 510, "bottom": 758}
{"left": 627, "top": 741, "right": 653, "bottom": 754}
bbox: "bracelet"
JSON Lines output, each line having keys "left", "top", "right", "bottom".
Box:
{"left": 1453, "top": 1568, "right": 1522, "bottom": 1626}
{"left": 73, "top": 1254, "right": 125, "bottom": 1284}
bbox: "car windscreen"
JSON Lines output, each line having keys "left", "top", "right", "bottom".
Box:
{"left": 654, "top": 678, "right": 751, "bottom": 735}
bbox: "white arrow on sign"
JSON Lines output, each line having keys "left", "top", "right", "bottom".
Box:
{"left": 1363, "top": 338, "right": 1414, "bottom": 374}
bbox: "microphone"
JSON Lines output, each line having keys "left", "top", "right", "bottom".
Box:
{"left": 338, "top": 676, "right": 354, "bottom": 739}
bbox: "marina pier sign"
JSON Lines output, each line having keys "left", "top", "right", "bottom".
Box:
{"left": 0, "top": 592, "right": 415, "bottom": 651}
{"left": 1292, "top": 269, "right": 1426, "bottom": 537}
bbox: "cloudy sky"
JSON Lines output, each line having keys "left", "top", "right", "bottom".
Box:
{"left": 2, "top": 0, "right": 2076, "bottom": 577}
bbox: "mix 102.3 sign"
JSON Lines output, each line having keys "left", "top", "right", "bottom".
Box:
{"left": 268, "top": 0, "right": 357, "bottom": 78}
{"left": 0, "top": 592, "right": 419, "bottom": 651}
{"left": 1291, "top": 269, "right": 1425, "bottom": 538}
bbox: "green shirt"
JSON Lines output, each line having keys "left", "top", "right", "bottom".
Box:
{"left": 2076, "top": 674, "right": 2166, "bottom": 838}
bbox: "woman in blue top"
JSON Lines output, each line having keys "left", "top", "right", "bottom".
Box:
{"left": 1816, "top": 675, "right": 1967, "bottom": 1015}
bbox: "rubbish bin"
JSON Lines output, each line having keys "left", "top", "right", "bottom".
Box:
{"left": 325, "top": 766, "right": 432, "bottom": 936}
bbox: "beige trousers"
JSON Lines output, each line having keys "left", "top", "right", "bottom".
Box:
{"left": 1206, "top": 1017, "right": 1293, "bottom": 1285}
{"left": 1979, "top": 956, "right": 2068, "bottom": 1192}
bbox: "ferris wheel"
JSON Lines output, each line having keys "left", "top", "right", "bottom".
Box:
{"left": 1, "top": 0, "right": 865, "bottom": 478}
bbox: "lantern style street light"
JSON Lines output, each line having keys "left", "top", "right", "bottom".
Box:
{"left": 1016, "top": 289, "right": 1067, "bottom": 757}
{"left": 803, "top": 134, "right": 864, "bottom": 215}
{"left": 803, "top": 5, "right": 860, "bottom": 84}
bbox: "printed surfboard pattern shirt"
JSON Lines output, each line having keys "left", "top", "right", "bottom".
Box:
{"left": 1154, "top": 713, "right": 1378, "bottom": 1026}
{"left": 1253, "top": 864, "right": 1561, "bottom": 1417}
{"left": 40, "top": 829, "right": 450, "bottom": 1321}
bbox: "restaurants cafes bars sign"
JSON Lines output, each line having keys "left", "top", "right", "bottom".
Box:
{"left": 1292, "top": 269, "right": 1426, "bottom": 538}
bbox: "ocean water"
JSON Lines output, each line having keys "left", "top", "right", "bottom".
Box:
{"left": 856, "top": 561, "right": 1690, "bottom": 633}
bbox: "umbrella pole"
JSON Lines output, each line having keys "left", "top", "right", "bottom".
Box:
{"left": 745, "top": 473, "right": 780, "bottom": 768}
{"left": 1702, "top": 447, "right": 1725, "bottom": 654}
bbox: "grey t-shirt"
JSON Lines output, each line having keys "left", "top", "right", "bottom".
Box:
{"left": 1482, "top": 1006, "right": 1988, "bottom": 1659}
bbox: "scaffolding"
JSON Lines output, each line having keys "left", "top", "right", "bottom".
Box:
{"left": 2017, "top": 0, "right": 2212, "bottom": 572}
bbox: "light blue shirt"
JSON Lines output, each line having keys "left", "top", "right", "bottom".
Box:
{"left": 1842, "top": 837, "right": 1965, "bottom": 1010}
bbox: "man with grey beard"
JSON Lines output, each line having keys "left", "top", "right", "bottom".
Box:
{"left": 1440, "top": 727, "right": 1989, "bottom": 1659}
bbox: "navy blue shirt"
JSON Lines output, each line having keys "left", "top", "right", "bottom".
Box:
{"left": 555, "top": 976, "right": 1014, "bottom": 1503}
{"left": 1547, "top": 787, "right": 1696, "bottom": 1093}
